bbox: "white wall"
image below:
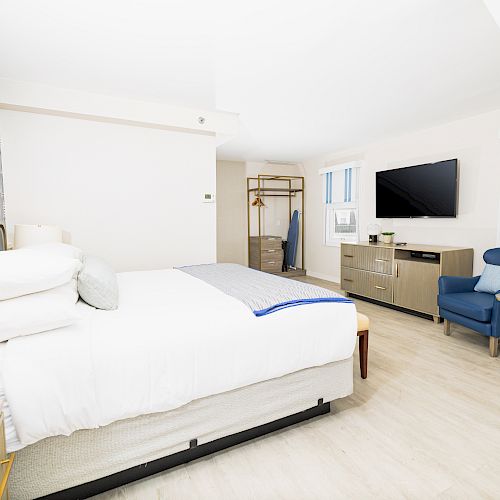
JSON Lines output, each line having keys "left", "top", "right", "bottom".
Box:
{"left": 0, "top": 109, "right": 217, "bottom": 271}
{"left": 216, "top": 160, "right": 247, "bottom": 265}
{"left": 304, "top": 109, "right": 500, "bottom": 281}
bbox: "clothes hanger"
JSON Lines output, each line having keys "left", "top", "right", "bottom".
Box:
{"left": 251, "top": 196, "right": 265, "bottom": 207}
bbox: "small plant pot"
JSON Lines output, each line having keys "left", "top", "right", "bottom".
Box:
{"left": 381, "top": 234, "right": 394, "bottom": 244}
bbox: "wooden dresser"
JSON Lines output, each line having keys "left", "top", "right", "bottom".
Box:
{"left": 341, "top": 242, "right": 473, "bottom": 322}
{"left": 249, "top": 235, "right": 283, "bottom": 273}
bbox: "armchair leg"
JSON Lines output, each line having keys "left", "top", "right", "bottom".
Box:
{"left": 443, "top": 319, "right": 451, "bottom": 336}
{"left": 489, "top": 337, "right": 499, "bottom": 358}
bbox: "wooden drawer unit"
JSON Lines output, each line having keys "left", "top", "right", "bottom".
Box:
{"left": 341, "top": 243, "right": 393, "bottom": 275}
{"left": 340, "top": 242, "right": 473, "bottom": 322}
{"left": 341, "top": 267, "right": 393, "bottom": 303}
{"left": 249, "top": 236, "right": 283, "bottom": 273}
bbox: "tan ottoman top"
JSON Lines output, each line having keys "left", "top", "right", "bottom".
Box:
{"left": 357, "top": 312, "right": 369, "bottom": 331}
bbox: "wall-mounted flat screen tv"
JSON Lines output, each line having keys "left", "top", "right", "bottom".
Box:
{"left": 376, "top": 159, "right": 458, "bottom": 218}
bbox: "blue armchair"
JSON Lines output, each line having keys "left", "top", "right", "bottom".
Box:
{"left": 438, "top": 248, "right": 500, "bottom": 357}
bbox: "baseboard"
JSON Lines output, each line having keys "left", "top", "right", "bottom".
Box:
{"left": 306, "top": 271, "right": 340, "bottom": 284}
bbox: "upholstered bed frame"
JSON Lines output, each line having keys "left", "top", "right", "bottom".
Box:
{"left": 10, "top": 357, "right": 353, "bottom": 499}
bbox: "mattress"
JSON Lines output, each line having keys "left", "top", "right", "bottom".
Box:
{"left": 1, "top": 268, "right": 357, "bottom": 451}
{"left": 9, "top": 357, "right": 353, "bottom": 500}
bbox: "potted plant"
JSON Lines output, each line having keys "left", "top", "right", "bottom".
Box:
{"left": 381, "top": 232, "right": 395, "bottom": 244}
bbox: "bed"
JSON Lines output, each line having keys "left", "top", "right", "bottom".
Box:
{"left": 0, "top": 265, "right": 357, "bottom": 499}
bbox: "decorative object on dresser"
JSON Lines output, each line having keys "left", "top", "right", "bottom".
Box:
{"left": 367, "top": 223, "right": 381, "bottom": 243}
{"left": 341, "top": 242, "right": 473, "bottom": 322}
{"left": 381, "top": 232, "right": 395, "bottom": 244}
{"left": 247, "top": 174, "right": 305, "bottom": 277}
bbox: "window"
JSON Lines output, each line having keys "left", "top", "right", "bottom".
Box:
{"left": 320, "top": 162, "right": 361, "bottom": 246}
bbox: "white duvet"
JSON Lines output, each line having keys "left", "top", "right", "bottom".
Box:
{"left": 0, "top": 269, "right": 357, "bottom": 451}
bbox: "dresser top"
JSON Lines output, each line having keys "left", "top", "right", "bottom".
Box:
{"left": 250, "top": 235, "right": 282, "bottom": 240}
{"left": 344, "top": 241, "right": 473, "bottom": 253}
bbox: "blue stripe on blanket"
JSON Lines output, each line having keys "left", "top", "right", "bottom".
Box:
{"left": 254, "top": 297, "right": 354, "bottom": 316}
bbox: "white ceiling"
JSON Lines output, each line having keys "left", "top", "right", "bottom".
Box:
{"left": 1, "top": 0, "right": 500, "bottom": 161}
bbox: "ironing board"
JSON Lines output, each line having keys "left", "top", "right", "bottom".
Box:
{"left": 285, "top": 210, "right": 300, "bottom": 269}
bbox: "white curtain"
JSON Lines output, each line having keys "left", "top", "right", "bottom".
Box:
{"left": 323, "top": 166, "right": 358, "bottom": 204}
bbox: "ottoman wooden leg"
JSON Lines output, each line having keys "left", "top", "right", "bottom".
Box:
{"left": 357, "top": 330, "right": 368, "bottom": 379}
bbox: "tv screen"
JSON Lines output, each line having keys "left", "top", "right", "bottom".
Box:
{"left": 376, "top": 159, "right": 458, "bottom": 218}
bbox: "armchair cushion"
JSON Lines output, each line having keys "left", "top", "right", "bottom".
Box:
{"left": 438, "top": 275, "right": 480, "bottom": 295}
{"left": 438, "top": 292, "right": 495, "bottom": 323}
{"left": 474, "top": 264, "right": 500, "bottom": 294}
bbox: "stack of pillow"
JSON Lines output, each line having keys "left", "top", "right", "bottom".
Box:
{"left": 0, "top": 243, "right": 119, "bottom": 343}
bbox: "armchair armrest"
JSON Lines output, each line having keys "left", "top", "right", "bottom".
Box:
{"left": 438, "top": 275, "right": 480, "bottom": 295}
{"left": 491, "top": 293, "right": 500, "bottom": 338}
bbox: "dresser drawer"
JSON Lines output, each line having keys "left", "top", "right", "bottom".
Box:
{"left": 249, "top": 246, "right": 283, "bottom": 271}
{"left": 260, "top": 247, "right": 282, "bottom": 259}
{"left": 341, "top": 244, "right": 393, "bottom": 275}
{"left": 341, "top": 267, "right": 393, "bottom": 303}
{"left": 260, "top": 257, "right": 283, "bottom": 272}
{"left": 250, "top": 236, "right": 282, "bottom": 251}
{"left": 262, "top": 237, "right": 282, "bottom": 251}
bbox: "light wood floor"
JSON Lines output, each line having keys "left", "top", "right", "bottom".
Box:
{"left": 96, "top": 277, "right": 500, "bottom": 500}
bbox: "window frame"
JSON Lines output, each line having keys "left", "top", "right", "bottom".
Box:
{"left": 320, "top": 162, "right": 361, "bottom": 248}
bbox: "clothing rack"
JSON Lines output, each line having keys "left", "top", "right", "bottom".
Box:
{"left": 247, "top": 174, "right": 305, "bottom": 276}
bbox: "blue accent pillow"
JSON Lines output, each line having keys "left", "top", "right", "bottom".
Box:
{"left": 474, "top": 264, "right": 500, "bottom": 294}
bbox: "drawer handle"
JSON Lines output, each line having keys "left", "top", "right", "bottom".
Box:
{"left": 375, "top": 258, "right": 389, "bottom": 263}
{"left": 374, "top": 285, "right": 387, "bottom": 290}
{"left": 343, "top": 278, "right": 353, "bottom": 282}
{"left": 267, "top": 261, "right": 276, "bottom": 264}
{"left": 266, "top": 250, "right": 276, "bottom": 253}
{"left": 343, "top": 254, "right": 354, "bottom": 258}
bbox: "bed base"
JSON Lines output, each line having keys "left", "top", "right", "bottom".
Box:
{"left": 39, "top": 400, "right": 330, "bottom": 500}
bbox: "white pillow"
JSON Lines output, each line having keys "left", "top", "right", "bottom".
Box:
{"left": 0, "top": 249, "right": 82, "bottom": 300}
{"left": 23, "top": 242, "right": 84, "bottom": 262}
{"left": 0, "top": 282, "right": 80, "bottom": 342}
{"left": 78, "top": 256, "right": 119, "bottom": 310}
